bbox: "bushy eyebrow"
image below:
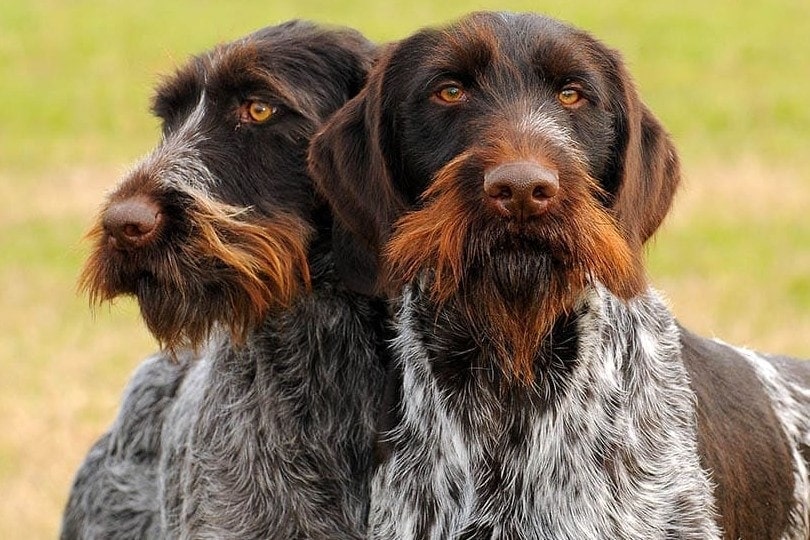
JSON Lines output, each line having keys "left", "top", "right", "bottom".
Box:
{"left": 151, "top": 61, "right": 203, "bottom": 121}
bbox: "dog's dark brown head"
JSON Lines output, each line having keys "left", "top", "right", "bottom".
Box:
{"left": 309, "top": 12, "right": 680, "bottom": 382}
{"left": 80, "top": 21, "right": 375, "bottom": 351}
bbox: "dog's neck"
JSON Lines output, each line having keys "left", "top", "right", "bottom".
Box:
{"left": 168, "top": 225, "right": 389, "bottom": 539}
{"left": 372, "top": 282, "right": 720, "bottom": 538}
{"left": 397, "top": 279, "right": 684, "bottom": 411}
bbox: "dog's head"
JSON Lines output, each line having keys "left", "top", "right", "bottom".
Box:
{"left": 80, "top": 21, "right": 375, "bottom": 351}
{"left": 310, "top": 12, "right": 679, "bottom": 381}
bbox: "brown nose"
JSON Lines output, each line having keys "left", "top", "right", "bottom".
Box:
{"left": 102, "top": 195, "right": 163, "bottom": 250}
{"left": 484, "top": 161, "right": 559, "bottom": 220}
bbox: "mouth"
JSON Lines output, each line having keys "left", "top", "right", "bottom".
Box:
{"left": 479, "top": 212, "right": 572, "bottom": 259}
{"left": 80, "top": 238, "right": 170, "bottom": 301}
{"left": 499, "top": 220, "right": 552, "bottom": 241}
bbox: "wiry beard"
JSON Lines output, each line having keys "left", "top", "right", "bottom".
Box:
{"left": 80, "top": 188, "right": 312, "bottom": 353}
{"left": 446, "top": 241, "right": 584, "bottom": 385}
{"left": 476, "top": 240, "right": 554, "bottom": 307}
{"left": 385, "top": 147, "right": 645, "bottom": 384}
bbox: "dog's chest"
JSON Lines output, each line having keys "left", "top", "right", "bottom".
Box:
{"left": 373, "top": 363, "right": 661, "bottom": 539}
{"left": 165, "top": 291, "right": 387, "bottom": 539}
{"left": 369, "top": 287, "right": 722, "bottom": 540}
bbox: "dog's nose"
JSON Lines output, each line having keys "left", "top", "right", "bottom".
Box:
{"left": 102, "top": 195, "right": 163, "bottom": 250}
{"left": 484, "top": 161, "right": 559, "bottom": 220}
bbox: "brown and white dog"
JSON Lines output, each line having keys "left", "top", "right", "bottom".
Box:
{"left": 310, "top": 11, "right": 810, "bottom": 539}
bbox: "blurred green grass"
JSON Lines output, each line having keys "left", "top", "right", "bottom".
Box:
{"left": 1, "top": 0, "right": 808, "bottom": 537}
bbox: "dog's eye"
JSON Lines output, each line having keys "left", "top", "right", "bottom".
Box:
{"left": 434, "top": 85, "right": 467, "bottom": 104}
{"left": 558, "top": 88, "right": 583, "bottom": 107}
{"left": 243, "top": 101, "right": 276, "bottom": 123}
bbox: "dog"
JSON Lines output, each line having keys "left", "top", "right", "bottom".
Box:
{"left": 309, "top": 11, "right": 810, "bottom": 539}
{"left": 62, "top": 21, "right": 388, "bottom": 539}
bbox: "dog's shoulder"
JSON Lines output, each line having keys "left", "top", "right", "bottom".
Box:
{"left": 679, "top": 326, "right": 802, "bottom": 539}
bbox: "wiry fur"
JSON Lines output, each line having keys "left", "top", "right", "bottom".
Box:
{"left": 371, "top": 284, "right": 718, "bottom": 539}
{"left": 309, "top": 11, "right": 810, "bottom": 539}
{"left": 385, "top": 141, "right": 643, "bottom": 383}
{"left": 60, "top": 353, "right": 190, "bottom": 540}
{"left": 81, "top": 187, "right": 312, "bottom": 350}
{"left": 78, "top": 21, "right": 375, "bottom": 352}
{"left": 62, "top": 21, "right": 387, "bottom": 539}
{"left": 738, "top": 347, "right": 810, "bottom": 533}
{"left": 159, "top": 254, "right": 387, "bottom": 538}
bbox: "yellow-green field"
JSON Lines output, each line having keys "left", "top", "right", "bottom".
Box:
{"left": 1, "top": 1, "right": 809, "bottom": 537}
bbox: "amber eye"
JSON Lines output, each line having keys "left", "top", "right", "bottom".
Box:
{"left": 245, "top": 101, "right": 276, "bottom": 123}
{"left": 558, "top": 87, "right": 583, "bottom": 107}
{"left": 435, "top": 85, "right": 467, "bottom": 104}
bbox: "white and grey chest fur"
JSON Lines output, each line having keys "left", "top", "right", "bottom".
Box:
{"left": 369, "top": 285, "right": 721, "bottom": 540}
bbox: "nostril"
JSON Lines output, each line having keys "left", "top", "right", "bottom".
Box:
{"left": 123, "top": 222, "right": 150, "bottom": 238}
{"left": 532, "top": 177, "right": 560, "bottom": 201}
{"left": 102, "top": 195, "right": 163, "bottom": 250}
{"left": 492, "top": 184, "right": 513, "bottom": 200}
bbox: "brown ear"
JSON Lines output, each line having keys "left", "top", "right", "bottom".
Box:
{"left": 307, "top": 50, "right": 406, "bottom": 295}
{"left": 329, "top": 223, "right": 380, "bottom": 295}
{"left": 610, "top": 56, "right": 681, "bottom": 251}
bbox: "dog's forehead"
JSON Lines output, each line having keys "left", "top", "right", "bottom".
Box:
{"left": 423, "top": 12, "right": 601, "bottom": 78}
{"left": 203, "top": 42, "right": 310, "bottom": 107}
{"left": 154, "top": 38, "right": 325, "bottom": 121}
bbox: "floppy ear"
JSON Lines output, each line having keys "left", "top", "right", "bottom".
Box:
{"left": 308, "top": 50, "right": 406, "bottom": 295}
{"left": 608, "top": 53, "right": 681, "bottom": 251}
{"left": 327, "top": 223, "right": 380, "bottom": 295}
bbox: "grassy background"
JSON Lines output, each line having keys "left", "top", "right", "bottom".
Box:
{"left": 1, "top": 0, "right": 809, "bottom": 537}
